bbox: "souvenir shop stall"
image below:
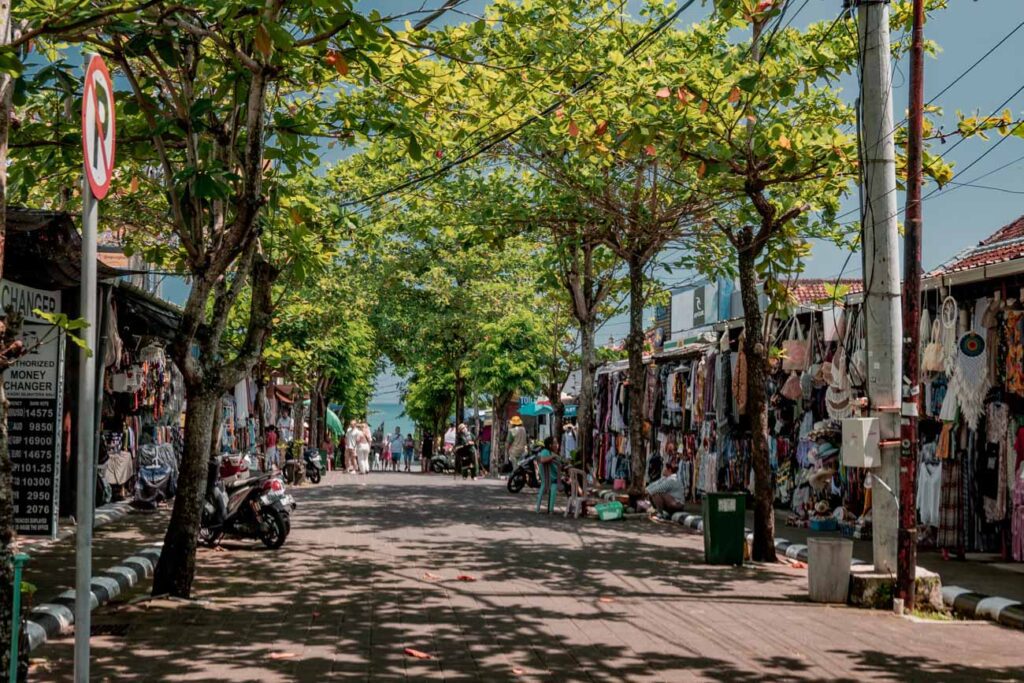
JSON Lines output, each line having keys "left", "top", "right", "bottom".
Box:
{"left": 218, "top": 378, "right": 261, "bottom": 454}
{"left": 99, "top": 284, "right": 185, "bottom": 505}
{"left": 761, "top": 304, "right": 872, "bottom": 539}
{"left": 914, "top": 279, "right": 1024, "bottom": 562}
{"left": 593, "top": 338, "right": 760, "bottom": 502}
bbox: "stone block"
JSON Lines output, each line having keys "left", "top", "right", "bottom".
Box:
{"left": 849, "top": 565, "right": 942, "bottom": 611}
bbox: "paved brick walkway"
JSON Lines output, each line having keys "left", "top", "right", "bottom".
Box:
{"left": 34, "top": 473, "right": 1024, "bottom": 681}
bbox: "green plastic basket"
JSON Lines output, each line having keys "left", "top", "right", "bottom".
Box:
{"left": 595, "top": 501, "right": 624, "bottom": 521}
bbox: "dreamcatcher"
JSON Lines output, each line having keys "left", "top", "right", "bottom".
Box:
{"left": 950, "top": 298, "right": 990, "bottom": 430}
{"left": 940, "top": 295, "right": 959, "bottom": 376}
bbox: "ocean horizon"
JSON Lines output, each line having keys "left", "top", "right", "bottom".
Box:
{"left": 365, "top": 401, "right": 416, "bottom": 438}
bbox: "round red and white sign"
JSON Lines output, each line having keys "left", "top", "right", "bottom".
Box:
{"left": 81, "top": 55, "right": 116, "bottom": 200}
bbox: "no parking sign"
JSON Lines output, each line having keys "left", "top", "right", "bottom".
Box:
{"left": 81, "top": 55, "right": 115, "bottom": 199}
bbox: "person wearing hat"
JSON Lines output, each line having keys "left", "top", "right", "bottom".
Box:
{"left": 507, "top": 415, "right": 528, "bottom": 467}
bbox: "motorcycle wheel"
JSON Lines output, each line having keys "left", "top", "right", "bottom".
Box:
{"left": 308, "top": 468, "right": 321, "bottom": 484}
{"left": 507, "top": 471, "right": 526, "bottom": 493}
{"left": 279, "top": 510, "right": 291, "bottom": 536}
{"left": 260, "top": 507, "right": 287, "bottom": 549}
{"left": 199, "top": 525, "right": 223, "bottom": 548}
{"left": 430, "top": 460, "right": 444, "bottom": 474}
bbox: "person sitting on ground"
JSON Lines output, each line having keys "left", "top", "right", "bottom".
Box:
{"left": 646, "top": 462, "right": 687, "bottom": 518}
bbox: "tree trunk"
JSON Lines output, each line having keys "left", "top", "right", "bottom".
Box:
{"left": 454, "top": 369, "right": 465, "bottom": 428}
{"left": 152, "top": 390, "right": 219, "bottom": 597}
{"left": 738, "top": 245, "right": 776, "bottom": 562}
{"left": 308, "top": 381, "right": 320, "bottom": 454}
{"left": 254, "top": 371, "right": 267, "bottom": 451}
{"left": 550, "top": 380, "right": 564, "bottom": 452}
{"left": 491, "top": 393, "right": 510, "bottom": 469}
{"left": 292, "top": 396, "right": 307, "bottom": 452}
{"left": 577, "top": 316, "right": 597, "bottom": 474}
{"left": 626, "top": 256, "right": 646, "bottom": 497}
{"left": 0, "top": 4, "right": 23, "bottom": 677}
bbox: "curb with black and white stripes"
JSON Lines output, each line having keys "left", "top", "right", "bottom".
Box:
{"left": 592, "top": 490, "right": 1023, "bottom": 630}
{"left": 24, "top": 544, "right": 164, "bottom": 652}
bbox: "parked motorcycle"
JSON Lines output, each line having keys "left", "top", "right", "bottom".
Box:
{"left": 506, "top": 448, "right": 542, "bottom": 493}
{"left": 303, "top": 448, "right": 325, "bottom": 484}
{"left": 260, "top": 475, "right": 296, "bottom": 534}
{"left": 507, "top": 446, "right": 574, "bottom": 494}
{"left": 429, "top": 451, "right": 455, "bottom": 474}
{"left": 200, "top": 458, "right": 289, "bottom": 549}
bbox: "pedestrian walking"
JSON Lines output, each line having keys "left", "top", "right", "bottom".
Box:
{"left": 345, "top": 420, "right": 358, "bottom": 473}
{"left": 403, "top": 433, "right": 415, "bottom": 472}
{"left": 507, "top": 415, "right": 527, "bottom": 468}
{"left": 356, "top": 422, "right": 371, "bottom": 474}
{"left": 421, "top": 430, "right": 433, "bottom": 472}
{"left": 455, "top": 423, "right": 478, "bottom": 479}
{"left": 444, "top": 423, "right": 457, "bottom": 454}
{"left": 264, "top": 425, "right": 280, "bottom": 471}
{"left": 536, "top": 435, "right": 560, "bottom": 514}
{"left": 389, "top": 426, "right": 403, "bottom": 472}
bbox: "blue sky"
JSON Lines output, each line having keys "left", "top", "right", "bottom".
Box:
{"left": 360, "top": 0, "right": 1024, "bottom": 400}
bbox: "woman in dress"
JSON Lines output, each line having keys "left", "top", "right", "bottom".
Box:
{"left": 356, "top": 422, "right": 372, "bottom": 474}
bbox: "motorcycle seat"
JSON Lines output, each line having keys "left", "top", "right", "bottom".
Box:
{"left": 224, "top": 475, "right": 267, "bottom": 492}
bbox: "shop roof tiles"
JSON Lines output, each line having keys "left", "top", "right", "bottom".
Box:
{"left": 930, "top": 213, "right": 1024, "bottom": 275}
{"left": 786, "top": 279, "right": 863, "bottom": 305}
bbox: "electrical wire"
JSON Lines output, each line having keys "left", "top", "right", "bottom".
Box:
{"left": 339, "top": 0, "right": 701, "bottom": 209}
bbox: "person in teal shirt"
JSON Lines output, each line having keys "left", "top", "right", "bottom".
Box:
{"left": 536, "top": 436, "right": 560, "bottom": 514}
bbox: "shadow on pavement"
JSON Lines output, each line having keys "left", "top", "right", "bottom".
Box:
{"left": 35, "top": 473, "right": 1024, "bottom": 682}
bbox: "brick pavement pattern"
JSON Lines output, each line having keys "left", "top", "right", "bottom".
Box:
{"left": 36, "top": 473, "right": 1024, "bottom": 681}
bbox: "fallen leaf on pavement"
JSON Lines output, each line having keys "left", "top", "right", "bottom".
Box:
{"left": 268, "top": 652, "right": 297, "bottom": 660}
{"left": 405, "top": 648, "right": 433, "bottom": 659}
{"left": 598, "top": 597, "right": 615, "bottom": 603}
{"left": 788, "top": 561, "right": 807, "bottom": 569}
{"left": 512, "top": 667, "right": 525, "bottom": 675}
{"left": 423, "top": 572, "right": 442, "bottom": 580}
{"left": 456, "top": 574, "right": 477, "bottom": 582}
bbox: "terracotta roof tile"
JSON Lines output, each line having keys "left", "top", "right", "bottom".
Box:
{"left": 786, "top": 279, "right": 863, "bottom": 305}
{"left": 931, "top": 213, "right": 1024, "bottom": 275}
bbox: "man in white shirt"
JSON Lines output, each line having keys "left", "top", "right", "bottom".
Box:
{"left": 646, "top": 462, "right": 686, "bottom": 517}
{"left": 344, "top": 420, "right": 358, "bottom": 473}
{"left": 277, "top": 409, "right": 294, "bottom": 443}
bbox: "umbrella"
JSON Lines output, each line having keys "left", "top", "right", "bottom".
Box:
{"left": 325, "top": 408, "right": 344, "bottom": 436}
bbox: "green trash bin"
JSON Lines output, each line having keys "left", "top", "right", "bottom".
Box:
{"left": 702, "top": 493, "right": 746, "bottom": 566}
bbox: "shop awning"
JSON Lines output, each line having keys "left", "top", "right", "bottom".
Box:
{"left": 519, "top": 402, "right": 553, "bottom": 417}
{"left": 113, "top": 282, "right": 182, "bottom": 341}
{"left": 5, "top": 207, "right": 123, "bottom": 289}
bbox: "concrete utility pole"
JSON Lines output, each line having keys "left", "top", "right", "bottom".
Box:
{"left": 897, "top": 0, "right": 925, "bottom": 608}
{"left": 857, "top": 0, "right": 902, "bottom": 575}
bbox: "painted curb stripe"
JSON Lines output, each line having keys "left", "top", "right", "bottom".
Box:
{"left": 941, "top": 585, "right": 973, "bottom": 606}
{"left": 975, "top": 597, "right": 1021, "bottom": 621}
{"left": 997, "top": 605, "right": 1024, "bottom": 629}
{"left": 26, "top": 544, "right": 165, "bottom": 653}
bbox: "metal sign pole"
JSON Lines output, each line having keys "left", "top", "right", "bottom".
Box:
{"left": 74, "top": 88, "right": 99, "bottom": 683}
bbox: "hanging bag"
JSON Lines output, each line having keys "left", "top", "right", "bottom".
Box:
{"left": 780, "top": 371, "right": 803, "bottom": 401}
{"left": 848, "top": 309, "right": 867, "bottom": 388}
{"left": 922, "top": 319, "right": 945, "bottom": 373}
{"left": 782, "top": 318, "right": 810, "bottom": 372}
{"left": 734, "top": 332, "right": 748, "bottom": 415}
